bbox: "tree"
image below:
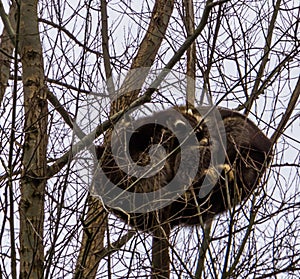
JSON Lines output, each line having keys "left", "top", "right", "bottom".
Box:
{"left": 0, "top": 0, "right": 299, "bottom": 278}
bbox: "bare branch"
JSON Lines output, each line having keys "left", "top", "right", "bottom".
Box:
{"left": 0, "top": 1, "right": 15, "bottom": 43}
{"left": 73, "top": 198, "right": 108, "bottom": 279}
{"left": 94, "top": 230, "right": 136, "bottom": 260}
{"left": 194, "top": 220, "right": 212, "bottom": 279}
{"left": 183, "top": 0, "right": 196, "bottom": 106}
{"left": 244, "top": 0, "right": 282, "bottom": 114}
{"left": 0, "top": 2, "right": 17, "bottom": 106}
{"left": 101, "top": 0, "right": 115, "bottom": 96}
{"left": 271, "top": 76, "right": 300, "bottom": 144}
{"left": 39, "top": 18, "right": 102, "bottom": 56}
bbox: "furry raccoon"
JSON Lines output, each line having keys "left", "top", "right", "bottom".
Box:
{"left": 95, "top": 106, "right": 272, "bottom": 232}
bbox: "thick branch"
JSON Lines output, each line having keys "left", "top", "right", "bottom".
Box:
{"left": 194, "top": 220, "right": 212, "bottom": 278}
{"left": 73, "top": 198, "right": 108, "bottom": 279}
{"left": 0, "top": 1, "right": 15, "bottom": 43}
{"left": 73, "top": 3, "right": 115, "bottom": 278}
{"left": 94, "top": 230, "right": 136, "bottom": 259}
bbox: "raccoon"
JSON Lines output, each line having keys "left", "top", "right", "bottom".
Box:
{"left": 95, "top": 106, "right": 272, "bottom": 231}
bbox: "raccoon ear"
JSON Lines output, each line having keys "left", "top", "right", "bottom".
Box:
{"left": 173, "top": 119, "right": 188, "bottom": 134}
{"left": 187, "top": 108, "right": 194, "bottom": 116}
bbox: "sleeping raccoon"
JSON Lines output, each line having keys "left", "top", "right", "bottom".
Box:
{"left": 95, "top": 106, "right": 272, "bottom": 231}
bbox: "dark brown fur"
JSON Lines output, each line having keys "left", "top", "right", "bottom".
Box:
{"left": 95, "top": 106, "right": 272, "bottom": 232}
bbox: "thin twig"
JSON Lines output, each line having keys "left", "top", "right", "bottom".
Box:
{"left": 39, "top": 18, "right": 102, "bottom": 56}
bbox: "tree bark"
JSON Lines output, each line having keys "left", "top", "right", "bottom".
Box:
{"left": 19, "top": 0, "right": 48, "bottom": 278}
{"left": 73, "top": 197, "right": 107, "bottom": 279}
{"left": 183, "top": 0, "right": 196, "bottom": 106}
{"left": 0, "top": 2, "right": 17, "bottom": 106}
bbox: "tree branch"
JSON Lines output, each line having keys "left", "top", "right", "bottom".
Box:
{"left": 39, "top": 18, "right": 102, "bottom": 56}
{"left": 94, "top": 230, "right": 136, "bottom": 259}
{"left": 0, "top": 2, "right": 17, "bottom": 106}
{"left": 244, "top": 0, "right": 282, "bottom": 114}
{"left": 194, "top": 220, "right": 212, "bottom": 279}
{"left": 101, "top": 0, "right": 115, "bottom": 96}
{"left": 270, "top": 76, "right": 300, "bottom": 144}
{"left": 0, "top": 1, "right": 15, "bottom": 43}
{"left": 183, "top": 0, "right": 196, "bottom": 106}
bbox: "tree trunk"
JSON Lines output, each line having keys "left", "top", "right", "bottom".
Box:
{"left": 19, "top": 0, "right": 48, "bottom": 278}
{"left": 73, "top": 197, "right": 107, "bottom": 279}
